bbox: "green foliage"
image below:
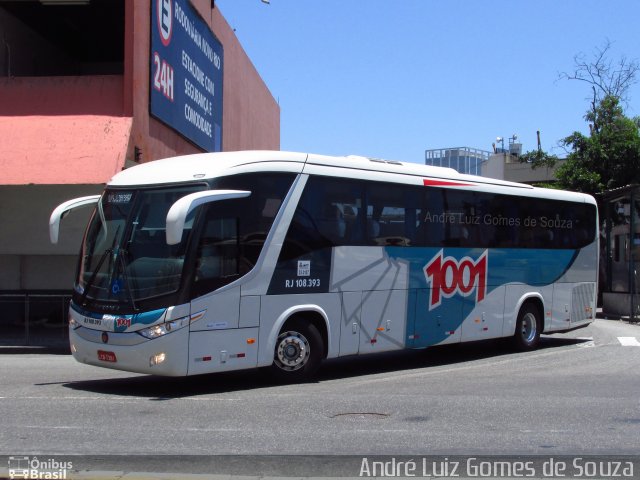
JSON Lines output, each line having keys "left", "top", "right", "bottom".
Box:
{"left": 555, "top": 155, "right": 602, "bottom": 193}
{"left": 556, "top": 95, "right": 640, "bottom": 195}
{"left": 519, "top": 149, "right": 559, "bottom": 170}
{"left": 532, "top": 182, "right": 562, "bottom": 189}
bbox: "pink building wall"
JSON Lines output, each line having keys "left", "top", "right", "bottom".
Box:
{"left": 0, "top": 0, "right": 280, "bottom": 185}
{"left": 0, "top": 76, "right": 131, "bottom": 185}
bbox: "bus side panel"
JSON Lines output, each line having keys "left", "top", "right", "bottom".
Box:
{"left": 413, "top": 289, "right": 462, "bottom": 346}
{"left": 257, "top": 293, "right": 341, "bottom": 368}
{"left": 187, "top": 327, "right": 259, "bottom": 375}
{"left": 385, "top": 246, "right": 496, "bottom": 348}
{"left": 187, "top": 286, "right": 259, "bottom": 374}
{"left": 189, "top": 286, "right": 241, "bottom": 331}
{"left": 330, "top": 247, "right": 409, "bottom": 292}
{"left": 551, "top": 283, "right": 572, "bottom": 331}
{"left": 552, "top": 243, "right": 598, "bottom": 284}
{"left": 239, "top": 295, "right": 261, "bottom": 328}
{"left": 460, "top": 286, "right": 506, "bottom": 342}
{"left": 358, "top": 289, "right": 408, "bottom": 353}
{"left": 331, "top": 247, "right": 410, "bottom": 353}
{"left": 549, "top": 243, "right": 598, "bottom": 332}
{"left": 410, "top": 286, "right": 507, "bottom": 347}
{"left": 386, "top": 247, "right": 574, "bottom": 347}
{"left": 339, "top": 291, "right": 362, "bottom": 356}
{"left": 550, "top": 282, "right": 597, "bottom": 332}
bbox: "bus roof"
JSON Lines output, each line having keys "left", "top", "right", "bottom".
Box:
{"left": 107, "top": 150, "right": 595, "bottom": 204}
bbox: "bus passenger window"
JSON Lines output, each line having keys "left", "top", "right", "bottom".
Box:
{"left": 365, "top": 182, "right": 413, "bottom": 246}
{"left": 192, "top": 215, "right": 240, "bottom": 296}
{"left": 315, "top": 204, "right": 346, "bottom": 244}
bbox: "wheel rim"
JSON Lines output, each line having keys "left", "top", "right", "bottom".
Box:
{"left": 275, "top": 331, "right": 310, "bottom": 371}
{"left": 520, "top": 312, "right": 537, "bottom": 344}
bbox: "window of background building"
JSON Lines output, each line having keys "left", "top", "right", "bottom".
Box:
{"left": 1, "top": 0, "right": 124, "bottom": 76}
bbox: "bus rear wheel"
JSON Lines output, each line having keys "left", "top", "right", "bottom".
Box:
{"left": 512, "top": 303, "right": 541, "bottom": 351}
{"left": 270, "top": 322, "right": 323, "bottom": 382}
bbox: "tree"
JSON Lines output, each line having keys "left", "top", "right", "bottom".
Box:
{"left": 556, "top": 95, "right": 640, "bottom": 194}
{"left": 517, "top": 149, "right": 561, "bottom": 189}
{"left": 519, "top": 149, "right": 559, "bottom": 170}
{"left": 554, "top": 41, "right": 640, "bottom": 195}
{"left": 559, "top": 39, "right": 639, "bottom": 131}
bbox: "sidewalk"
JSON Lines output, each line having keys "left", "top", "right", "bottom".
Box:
{"left": 596, "top": 307, "right": 640, "bottom": 323}
{"left": 0, "top": 345, "right": 70, "bottom": 355}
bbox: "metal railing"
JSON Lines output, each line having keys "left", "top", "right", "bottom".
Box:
{"left": 0, "top": 293, "right": 71, "bottom": 348}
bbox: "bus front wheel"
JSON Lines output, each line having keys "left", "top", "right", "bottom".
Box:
{"left": 270, "top": 322, "right": 323, "bottom": 382}
{"left": 513, "top": 303, "right": 541, "bottom": 351}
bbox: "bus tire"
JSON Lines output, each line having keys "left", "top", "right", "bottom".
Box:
{"left": 512, "top": 302, "right": 541, "bottom": 351}
{"left": 270, "top": 322, "right": 323, "bottom": 382}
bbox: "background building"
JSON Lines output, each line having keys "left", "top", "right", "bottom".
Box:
{"left": 425, "top": 147, "right": 490, "bottom": 176}
{"left": 0, "top": 0, "right": 279, "bottom": 346}
{"left": 482, "top": 151, "right": 565, "bottom": 184}
{"left": 427, "top": 137, "right": 565, "bottom": 185}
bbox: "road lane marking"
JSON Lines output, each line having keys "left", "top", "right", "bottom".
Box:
{"left": 618, "top": 337, "right": 640, "bottom": 346}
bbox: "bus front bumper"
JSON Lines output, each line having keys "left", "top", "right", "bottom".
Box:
{"left": 69, "top": 325, "right": 189, "bottom": 376}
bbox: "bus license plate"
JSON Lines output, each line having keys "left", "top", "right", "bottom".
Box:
{"left": 97, "top": 350, "right": 117, "bottom": 363}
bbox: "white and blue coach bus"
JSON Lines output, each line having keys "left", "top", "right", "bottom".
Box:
{"left": 50, "top": 151, "right": 598, "bottom": 381}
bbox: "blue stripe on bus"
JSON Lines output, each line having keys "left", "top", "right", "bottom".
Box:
{"left": 385, "top": 247, "right": 577, "bottom": 347}
{"left": 71, "top": 303, "right": 166, "bottom": 332}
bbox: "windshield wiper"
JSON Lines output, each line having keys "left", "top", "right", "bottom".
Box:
{"left": 79, "top": 247, "right": 113, "bottom": 307}
{"left": 117, "top": 248, "right": 138, "bottom": 312}
{"left": 79, "top": 225, "right": 121, "bottom": 307}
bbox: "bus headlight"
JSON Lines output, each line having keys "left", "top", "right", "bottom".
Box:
{"left": 69, "top": 313, "right": 81, "bottom": 330}
{"left": 138, "top": 316, "right": 191, "bottom": 339}
{"left": 149, "top": 352, "right": 166, "bottom": 366}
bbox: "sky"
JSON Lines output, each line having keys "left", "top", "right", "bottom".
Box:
{"left": 215, "top": 0, "right": 640, "bottom": 164}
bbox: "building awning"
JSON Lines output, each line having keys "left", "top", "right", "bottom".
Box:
{"left": 0, "top": 115, "right": 132, "bottom": 185}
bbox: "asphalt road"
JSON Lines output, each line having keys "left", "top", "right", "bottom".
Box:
{"left": 1, "top": 318, "right": 639, "bottom": 477}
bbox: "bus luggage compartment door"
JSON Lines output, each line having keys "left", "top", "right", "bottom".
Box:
{"left": 339, "top": 291, "right": 362, "bottom": 356}
{"left": 359, "top": 289, "right": 408, "bottom": 353}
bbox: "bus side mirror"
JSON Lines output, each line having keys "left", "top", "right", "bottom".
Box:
{"left": 166, "top": 190, "right": 251, "bottom": 245}
{"left": 49, "top": 195, "right": 101, "bottom": 244}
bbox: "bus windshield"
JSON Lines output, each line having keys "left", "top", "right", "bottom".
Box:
{"left": 77, "top": 185, "right": 204, "bottom": 306}
{"left": 76, "top": 173, "right": 297, "bottom": 309}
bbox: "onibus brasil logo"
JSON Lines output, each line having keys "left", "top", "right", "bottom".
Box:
{"left": 8, "top": 456, "right": 73, "bottom": 479}
{"left": 424, "top": 250, "right": 488, "bottom": 310}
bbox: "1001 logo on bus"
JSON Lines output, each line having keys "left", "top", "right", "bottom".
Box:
{"left": 424, "top": 250, "right": 488, "bottom": 310}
